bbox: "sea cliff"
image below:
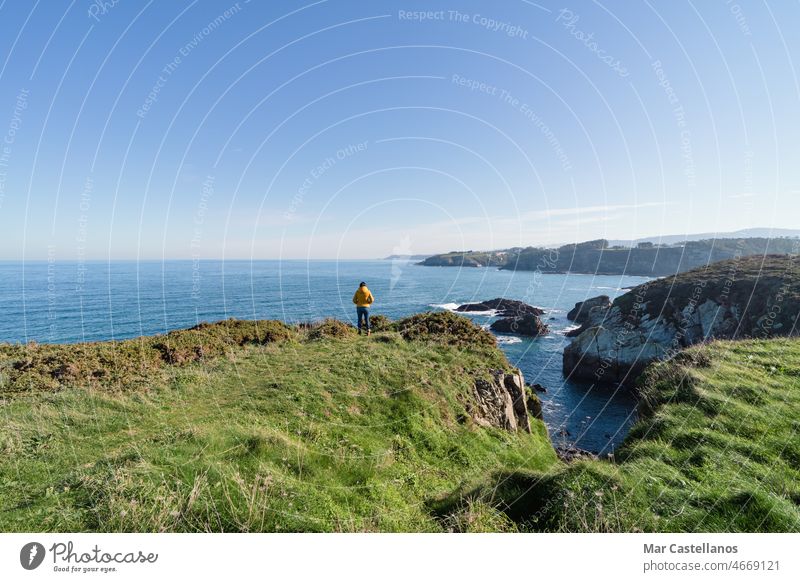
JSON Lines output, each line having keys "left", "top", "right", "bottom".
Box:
{"left": 562, "top": 254, "right": 800, "bottom": 385}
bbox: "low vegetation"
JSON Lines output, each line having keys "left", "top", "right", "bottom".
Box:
{"left": 0, "top": 313, "right": 555, "bottom": 532}
{"left": 2, "top": 312, "right": 798, "bottom": 532}
{"left": 0, "top": 319, "right": 296, "bottom": 394}
{"left": 443, "top": 339, "right": 800, "bottom": 532}
{"left": 394, "top": 311, "right": 497, "bottom": 348}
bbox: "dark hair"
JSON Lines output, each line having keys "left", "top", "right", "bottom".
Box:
{"left": 359, "top": 281, "right": 366, "bottom": 287}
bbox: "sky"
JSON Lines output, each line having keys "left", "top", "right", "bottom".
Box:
{"left": 0, "top": 0, "right": 798, "bottom": 259}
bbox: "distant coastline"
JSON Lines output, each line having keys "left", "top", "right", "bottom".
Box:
{"left": 418, "top": 234, "right": 800, "bottom": 276}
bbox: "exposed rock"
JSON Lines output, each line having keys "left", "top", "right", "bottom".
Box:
{"left": 527, "top": 382, "right": 547, "bottom": 393}
{"left": 469, "top": 369, "right": 537, "bottom": 432}
{"left": 563, "top": 254, "right": 800, "bottom": 385}
{"left": 556, "top": 446, "right": 598, "bottom": 463}
{"left": 490, "top": 313, "right": 549, "bottom": 337}
{"left": 525, "top": 386, "right": 544, "bottom": 421}
{"left": 456, "top": 298, "right": 544, "bottom": 317}
{"left": 567, "top": 295, "right": 612, "bottom": 323}
{"left": 503, "top": 371, "right": 532, "bottom": 430}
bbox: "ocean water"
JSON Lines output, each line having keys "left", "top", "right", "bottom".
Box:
{"left": 0, "top": 259, "right": 650, "bottom": 454}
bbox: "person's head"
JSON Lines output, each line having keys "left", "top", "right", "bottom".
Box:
{"left": 359, "top": 281, "right": 366, "bottom": 287}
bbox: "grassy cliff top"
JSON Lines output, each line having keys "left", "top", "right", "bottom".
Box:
{"left": 3, "top": 312, "right": 799, "bottom": 532}
{"left": 613, "top": 253, "right": 800, "bottom": 324}
{"left": 440, "top": 338, "right": 800, "bottom": 532}
{"left": 0, "top": 314, "right": 556, "bottom": 532}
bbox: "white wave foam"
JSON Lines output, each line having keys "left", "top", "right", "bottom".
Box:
{"left": 429, "top": 303, "right": 498, "bottom": 316}
{"left": 429, "top": 303, "right": 460, "bottom": 311}
{"left": 465, "top": 309, "right": 499, "bottom": 317}
{"left": 495, "top": 335, "right": 522, "bottom": 344}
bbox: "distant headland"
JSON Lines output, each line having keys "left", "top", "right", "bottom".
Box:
{"left": 418, "top": 231, "right": 800, "bottom": 276}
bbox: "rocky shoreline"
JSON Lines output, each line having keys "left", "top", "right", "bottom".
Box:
{"left": 562, "top": 254, "right": 800, "bottom": 385}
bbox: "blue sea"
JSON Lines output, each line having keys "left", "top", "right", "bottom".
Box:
{"left": 0, "top": 259, "right": 650, "bottom": 454}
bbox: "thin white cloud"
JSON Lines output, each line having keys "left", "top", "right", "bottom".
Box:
{"left": 516, "top": 201, "right": 671, "bottom": 221}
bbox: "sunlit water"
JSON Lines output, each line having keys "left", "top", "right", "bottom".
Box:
{"left": 0, "top": 259, "right": 651, "bottom": 454}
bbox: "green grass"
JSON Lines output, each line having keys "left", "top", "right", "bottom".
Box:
{"left": 3, "top": 315, "right": 799, "bottom": 532}
{"left": 458, "top": 339, "right": 800, "bottom": 532}
{"left": 0, "top": 318, "right": 556, "bottom": 532}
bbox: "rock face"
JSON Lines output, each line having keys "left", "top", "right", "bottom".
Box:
{"left": 563, "top": 255, "right": 800, "bottom": 385}
{"left": 456, "top": 297, "right": 544, "bottom": 317}
{"left": 490, "top": 313, "right": 548, "bottom": 336}
{"left": 567, "top": 295, "right": 612, "bottom": 323}
{"left": 470, "top": 369, "right": 541, "bottom": 432}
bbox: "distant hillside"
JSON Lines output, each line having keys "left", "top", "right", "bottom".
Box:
{"left": 607, "top": 227, "right": 800, "bottom": 247}
{"left": 417, "top": 250, "right": 510, "bottom": 267}
{"left": 419, "top": 237, "right": 799, "bottom": 276}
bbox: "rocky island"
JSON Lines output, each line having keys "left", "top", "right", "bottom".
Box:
{"left": 454, "top": 298, "right": 548, "bottom": 336}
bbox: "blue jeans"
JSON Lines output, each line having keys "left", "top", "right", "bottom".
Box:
{"left": 356, "top": 307, "right": 370, "bottom": 332}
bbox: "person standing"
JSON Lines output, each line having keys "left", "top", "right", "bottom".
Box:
{"left": 352, "top": 281, "right": 374, "bottom": 335}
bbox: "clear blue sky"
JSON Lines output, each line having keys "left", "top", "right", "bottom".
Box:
{"left": 0, "top": 0, "right": 798, "bottom": 259}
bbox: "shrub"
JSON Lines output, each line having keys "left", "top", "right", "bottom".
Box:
{"left": 395, "top": 311, "right": 496, "bottom": 348}
{"left": 153, "top": 319, "right": 294, "bottom": 365}
{"left": 0, "top": 319, "right": 295, "bottom": 393}
{"left": 188, "top": 319, "right": 294, "bottom": 345}
{"left": 366, "top": 314, "right": 392, "bottom": 332}
{"left": 307, "top": 318, "right": 357, "bottom": 340}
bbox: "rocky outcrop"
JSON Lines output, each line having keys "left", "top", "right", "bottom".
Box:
{"left": 567, "top": 295, "right": 611, "bottom": 323}
{"left": 563, "top": 254, "right": 800, "bottom": 385}
{"left": 565, "top": 298, "right": 612, "bottom": 337}
{"left": 490, "top": 313, "right": 548, "bottom": 336}
{"left": 562, "top": 306, "right": 671, "bottom": 384}
{"left": 456, "top": 298, "right": 544, "bottom": 317}
{"left": 469, "top": 369, "right": 541, "bottom": 432}
{"left": 555, "top": 446, "right": 599, "bottom": 463}
{"left": 454, "top": 298, "right": 548, "bottom": 337}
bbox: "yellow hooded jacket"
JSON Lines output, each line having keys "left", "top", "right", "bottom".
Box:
{"left": 352, "top": 286, "right": 374, "bottom": 308}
